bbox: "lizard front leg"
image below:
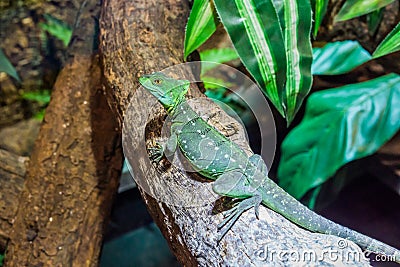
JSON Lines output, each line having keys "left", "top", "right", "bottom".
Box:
{"left": 148, "top": 134, "right": 177, "bottom": 162}
{"left": 148, "top": 123, "right": 181, "bottom": 162}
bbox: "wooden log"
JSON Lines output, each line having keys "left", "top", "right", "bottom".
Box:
{"left": 4, "top": 0, "right": 124, "bottom": 265}
{"left": 0, "top": 149, "right": 27, "bottom": 251}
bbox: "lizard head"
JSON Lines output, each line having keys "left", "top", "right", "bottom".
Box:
{"left": 139, "top": 72, "right": 190, "bottom": 112}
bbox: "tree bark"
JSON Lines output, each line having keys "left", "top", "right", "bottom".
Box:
{"left": 100, "top": 0, "right": 371, "bottom": 266}
{"left": 0, "top": 0, "right": 85, "bottom": 127}
{"left": 0, "top": 149, "right": 27, "bottom": 251}
{"left": 4, "top": 0, "right": 124, "bottom": 265}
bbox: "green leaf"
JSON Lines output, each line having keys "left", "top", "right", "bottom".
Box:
{"left": 305, "top": 185, "right": 321, "bottom": 210}
{"left": 373, "top": 22, "right": 400, "bottom": 59}
{"left": 278, "top": 74, "right": 400, "bottom": 199}
{"left": 311, "top": 0, "right": 329, "bottom": 37}
{"left": 213, "top": 0, "right": 313, "bottom": 123}
{"left": 22, "top": 90, "right": 51, "bottom": 104}
{"left": 213, "top": 0, "right": 286, "bottom": 116}
{"left": 199, "top": 48, "right": 239, "bottom": 74}
{"left": 367, "top": 8, "right": 383, "bottom": 35}
{"left": 335, "top": 0, "right": 396, "bottom": 22}
{"left": 202, "top": 76, "right": 234, "bottom": 89}
{"left": 39, "top": 14, "right": 72, "bottom": 47}
{"left": 34, "top": 108, "right": 46, "bottom": 121}
{"left": 0, "top": 253, "right": 3, "bottom": 266}
{"left": 312, "top": 41, "right": 371, "bottom": 75}
{"left": 0, "top": 48, "right": 21, "bottom": 82}
{"left": 281, "top": 0, "right": 313, "bottom": 123}
{"left": 184, "top": 0, "right": 219, "bottom": 60}
{"left": 199, "top": 47, "right": 238, "bottom": 63}
{"left": 204, "top": 82, "right": 228, "bottom": 96}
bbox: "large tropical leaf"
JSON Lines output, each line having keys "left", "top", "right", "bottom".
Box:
{"left": 312, "top": 41, "right": 371, "bottom": 75}
{"left": 213, "top": 0, "right": 286, "bottom": 116}
{"left": 278, "top": 74, "right": 400, "bottom": 199}
{"left": 281, "top": 0, "right": 313, "bottom": 123}
{"left": 184, "top": 0, "right": 219, "bottom": 60}
{"left": 373, "top": 22, "right": 400, "bottom": 59}
{"left": 213, "top": 0, "right": 313, "bottom": 123}
{"left": 335, "top": 0, "right": 396, "bottom": 22}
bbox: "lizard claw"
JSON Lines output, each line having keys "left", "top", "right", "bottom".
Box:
{"left": 217, "top": 194, "right": 262, "bottom": 241}
{"left": 253, "top": 194, "right": 261, "bottom": 219}
{"left": 148, "top": 142, "right": 164, "bottom": 162}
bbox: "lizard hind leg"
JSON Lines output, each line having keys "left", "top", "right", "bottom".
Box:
{"left": 217, "top": 194, "right": 262, "bottom": 240}
{"left": 213, "top": 170, "right": 262, "bottom": 240}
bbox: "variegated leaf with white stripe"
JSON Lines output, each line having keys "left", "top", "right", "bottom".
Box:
{"left": 213, "top": 0, "right": 287, "bottom": 116}
{"left": 213, "top": 0, "right": 313, "bottom": 123}
{"left": 184, "top": 0, "right": 219, "bottom": 60}
{"left": 373, "top": 22, "right": 400, "bottom": 59}
{"left": 281, "top": 0, "right": 313, "bottom": 123}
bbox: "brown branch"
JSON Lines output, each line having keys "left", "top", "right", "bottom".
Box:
{"left": 4, "top": 0, "right": 123, "bottom": 265}
{"left": 0, "top": 149, "right": 27, "bottom": 251}
{"left": 99, "top": 0, "right": 371, "bottom": 266}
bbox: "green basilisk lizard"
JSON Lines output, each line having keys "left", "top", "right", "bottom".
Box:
{"left": 139, "top": 72, "right": 400, "bottom": 263}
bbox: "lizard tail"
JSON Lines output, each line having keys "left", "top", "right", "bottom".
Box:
{"left": 259, "top": 178, "right": 400, "bottom": 264}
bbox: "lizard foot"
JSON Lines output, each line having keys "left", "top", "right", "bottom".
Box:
{"left": 217, "top": 194, "right": 262, "bottom": 241}
{"left": 148, "top": 142, "right": 164, "bottom": 162}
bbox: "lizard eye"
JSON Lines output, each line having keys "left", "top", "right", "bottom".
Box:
{"left": 153, "top": 79, "right": 162, "bottom": 85}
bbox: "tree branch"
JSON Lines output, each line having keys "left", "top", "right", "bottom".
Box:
{"left": 5, "top": 0, "right": 124, "bottom": 265}
{"left": 0, "top": 149, "right": 27, "bottom": 251}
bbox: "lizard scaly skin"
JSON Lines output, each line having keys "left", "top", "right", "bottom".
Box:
{"left": 139, "top": 72, "right": 400, "bottom": 263}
